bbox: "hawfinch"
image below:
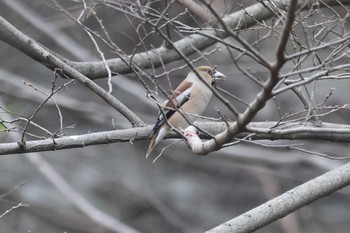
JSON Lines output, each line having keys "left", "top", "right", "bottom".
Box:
{"left": 146, "top": 66, "right": 226, "bottom": 157}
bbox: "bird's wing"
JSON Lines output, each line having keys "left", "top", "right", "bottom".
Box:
{"left": 151, "top": 81, "right": 193, "bottom": 134}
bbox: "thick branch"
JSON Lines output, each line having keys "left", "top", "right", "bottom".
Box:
{"left": 2, "top": 0, "right": 94, "bottom": 61}
{"left": 47, "top": 55, "right": 144, "bottom": 127}
{"left": 206, "top": 161, "right": 350, "bottom": 233}
{"left": 176, "top": 0, "right": 215, "bottom": 24}
{"left": 1, "top": 1, "right": 349, "bottom": 79}
{"left": 27, "top": 153, "right": 140, "bottom": 233}
{"left": 186, "top": 0, "right": 298, "bottom": 154}
{"left": 1, "top": 122, "right": 350, "bottom": 155}
{"left": 0, "top": 15, "right": 144, "bottom": 127}
{"left": 0, "top": 96, "right": 140, "bottom": 233}
{"left": 0, "top": 3, "right": 274, "bottom": 78}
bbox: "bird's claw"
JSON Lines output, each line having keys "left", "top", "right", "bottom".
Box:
{"left": 181, "top": 129, "right": 197, "bottom": 137}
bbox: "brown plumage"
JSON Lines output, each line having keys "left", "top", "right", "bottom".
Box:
{"left": 146, "top": 66, "right": 226, "bottom": 158}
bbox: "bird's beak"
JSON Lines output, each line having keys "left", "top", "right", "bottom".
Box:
{"left": 213, "top": 70, "right": 226, "bottom": 81}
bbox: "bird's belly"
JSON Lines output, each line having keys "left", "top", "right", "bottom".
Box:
{"left": 168, "top": 93, "right": 211, "bottom": 129}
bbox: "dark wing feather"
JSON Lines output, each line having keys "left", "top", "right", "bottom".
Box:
{"left": 151, "top": 85, "right": 192, "bottom": 135}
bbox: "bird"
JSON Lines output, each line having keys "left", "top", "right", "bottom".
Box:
{"left": 146, "top": 66, "right": 226, "bottom": 158}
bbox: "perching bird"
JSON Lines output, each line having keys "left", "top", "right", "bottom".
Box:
{"left": 146, "top": 66, "right": 226, "bottom": 158}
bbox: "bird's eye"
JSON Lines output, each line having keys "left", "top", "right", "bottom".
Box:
{"left": 207, "top": 69, "right": 213, "bottom": 75}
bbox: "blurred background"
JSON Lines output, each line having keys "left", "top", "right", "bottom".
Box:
{"left": 0, "top": 0, "right": 350, "bottom": 232}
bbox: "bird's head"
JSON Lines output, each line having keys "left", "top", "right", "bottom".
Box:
{"left": 192, "top": 66, "right": 226, "bottom": 86}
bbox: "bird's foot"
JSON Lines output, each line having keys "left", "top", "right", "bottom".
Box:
{"left": 181, "top": 128, "right": 197, "bottom": 137}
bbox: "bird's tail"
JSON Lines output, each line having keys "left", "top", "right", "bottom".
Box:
{"left": 146, "top": 132, "right": 158, "bottom": 158}
{"left": 146, "top": 126, "right": 168, "bottom": 158}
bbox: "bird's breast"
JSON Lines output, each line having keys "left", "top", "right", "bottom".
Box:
{"left": 167, "top": 84, "right": 213, "bottom": 129}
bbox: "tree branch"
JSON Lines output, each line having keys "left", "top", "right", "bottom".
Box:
{"left": 0, "top": 15, "right": 144, "bottom": 127}
{"left": 2, "top": 0, "right": 94, "bottom": 61}
{"left": 0, "top": 2, "right": 275, "bottom": 78}
{"left": 1, "top": 1, "right": 349, "bottom": 79}
{"left": 46, "top": 55, "right": 144, "bottom": 127}
{"left": 185, "top": 0, "right": 298, "bottom": 154}
{"left": 206, "top": 161, "right": 350, "bottom": 233}
{"left": 0, "top": 98, "right": 140, "bottom": 233}
{"left": 27, "top": 153, "right": 140, "bottom": 233}
{"left": 2, "top": 122, "right": 350, "bottom": 155}
{"left": 176, "top": 0, "right": 215, "bottom": 24}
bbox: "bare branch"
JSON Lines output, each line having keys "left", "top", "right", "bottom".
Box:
{"left": 2, "top": 0, "right": 94, "bottom": 61}
{"left": 1, "top": 121, "right": 350, "bottom": 155}
{"left": 206, "top": 161, "right": 350, "bottom": 233}
{"left": 176, "top": 0, "right": 215, "bottom": 24}
{"left": 0, "top": 15, "right": 144, "bottom": 126}
{"left": 0, "top": 202, "right": 27, "bottom": 219}
{"left": 27, "top": 153, "right": 141, "bottom": 233}
{"left": 186, "top": 0, "right": 299, "bottom": 154}
{"left": 0, "top": 2, "right": 275, "bottom": 78}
